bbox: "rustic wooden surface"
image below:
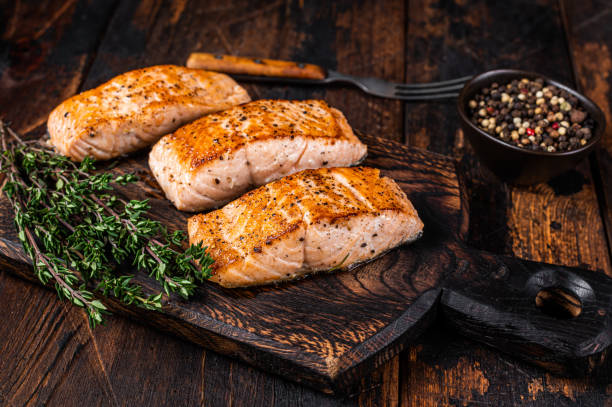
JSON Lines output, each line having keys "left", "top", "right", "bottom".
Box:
{"left": 1, "top": 0, "right": 612, "bottom": 405}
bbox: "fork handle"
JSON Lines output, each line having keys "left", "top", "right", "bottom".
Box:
{"left": 186, "top": 53, "right": 326, "bottom": 80}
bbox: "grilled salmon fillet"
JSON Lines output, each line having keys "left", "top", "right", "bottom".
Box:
{"left": 188, "top": 167, "right": 423, "bottom": 288}
{"left": 149, "top": 99, "right": 367, "bottom": 211}
{"left": 48, "top": 65, "right": 250, "bottom": 161}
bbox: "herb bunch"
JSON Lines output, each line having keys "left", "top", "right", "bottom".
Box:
{"left": 0, "top": 121, "right": 213, "bottom": 327}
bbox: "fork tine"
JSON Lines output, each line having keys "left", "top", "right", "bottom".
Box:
{"left": 393, "top": 92, "right": 460, "bottom": 101}
{"left": 394, "top": 75, "right": 473, "bottom": 89}
{"left": 394, "top": 83, "right": 466, "bottom": 95}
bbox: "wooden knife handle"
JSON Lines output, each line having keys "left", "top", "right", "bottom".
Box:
{"left": 186, "top": 53, "right": 326, "bottom": 80}
{"left": 442, "top": 248, "right": 612, "bottom": 376}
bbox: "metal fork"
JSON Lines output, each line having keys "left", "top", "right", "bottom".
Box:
{"left": 186, "top": 53, "right": 472, "bottom": 101}
{"left": 233, "top": 70, "right": 472, "bottom": 101}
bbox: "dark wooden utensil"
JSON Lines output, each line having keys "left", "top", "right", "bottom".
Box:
{"left": 0, "top": 133, "right": 610, "bottom": 395}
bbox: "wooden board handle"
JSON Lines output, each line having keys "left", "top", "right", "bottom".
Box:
{"left": 442, "top": 248, "right": 612, "bottom": 376}
{"left": 186, "top": 53, "right": 326, "bottom": 80}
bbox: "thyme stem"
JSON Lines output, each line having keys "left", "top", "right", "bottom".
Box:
{"left": 0, "top": 120, "right": 213, "bottom": 327}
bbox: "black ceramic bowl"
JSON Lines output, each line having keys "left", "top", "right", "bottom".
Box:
{"left": 457, "top": 69, "right": 605, "bottom": 185}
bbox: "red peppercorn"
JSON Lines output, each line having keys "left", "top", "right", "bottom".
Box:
{"left": 486, "top": 107, "right": 494, "bottom": 114}
{"left": 520, "top": 88, "right": 529, "bottom": 94}
{"left": 526, "top": 128, "right": 535, "bottom": 136}
{"left": 552, "top": 122, "right": 559, "bottom": 129}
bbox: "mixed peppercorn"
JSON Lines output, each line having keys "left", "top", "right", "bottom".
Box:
{"left": 468, "top": 77, "right": 595, "bottom": 152}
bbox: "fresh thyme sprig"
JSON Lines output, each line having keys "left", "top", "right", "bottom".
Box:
{"left": 0, "top": 121, "right": 214, "bottom": 327}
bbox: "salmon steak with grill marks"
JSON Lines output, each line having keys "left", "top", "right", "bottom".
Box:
{"left": 48, "top": 65, "right": 250, "bottom": 161}
{"left": 188, "top": 167, "right": 423, "bottom": 288}
{"left": 149, "top": 99, "right": 367, "bottom": 211}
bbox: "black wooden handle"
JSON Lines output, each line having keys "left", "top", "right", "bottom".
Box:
{"left": 441, "top": 248, "right": 612, "bottom": 376}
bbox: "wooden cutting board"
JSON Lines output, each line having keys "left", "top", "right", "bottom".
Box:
{"left": 1, "top": 133, "right": 611, "bottom": 395}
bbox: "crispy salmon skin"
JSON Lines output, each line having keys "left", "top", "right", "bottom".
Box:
{"left": 188, "top": 167, "right": 423, "bottom": 288}
{"left": 149, "top": 99, "right": 367, "bottom": 211}
{"left": 48, "top": 65, "right": 250, "bottom": 161}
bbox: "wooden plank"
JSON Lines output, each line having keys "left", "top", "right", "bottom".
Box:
{"left": 401, "top": 0, "right": 611, "bottom": 405}
{"left": 202, "top": 351, "right": 400, "bottom": 406}
{"left": 0, "top": 272, "right": 116, "bottom": 407}
{"left": 563, "top": 0, "right": 612, "bottom": 267}
{"left": 90, "top": 315, "right": 204, "bottom": 406}
{"left": 401, "top": 323, "right": 604, "bottom": 406}
{"left": 0, "top": 0, "right": 118, "bottom": 132}
{"left": 561, "top": 0, "right": 612, "bottom": 402}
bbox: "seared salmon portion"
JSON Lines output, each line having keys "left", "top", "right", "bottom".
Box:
{"left": 149, "top": 99, "right": 367, "bottom": 211}
{"left": 188, "top": 167, "right": 423, "bottom": 288}
{"left": 48, "top": 65, "right": 250, "bottom": 161}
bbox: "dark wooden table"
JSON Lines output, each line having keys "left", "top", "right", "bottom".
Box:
{"left": 1, "top": 0, "right": 611, "bottom": 405}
